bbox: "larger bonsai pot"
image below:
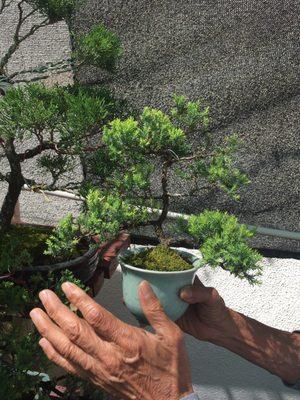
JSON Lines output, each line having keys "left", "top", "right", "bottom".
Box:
{"left": 118, "top": 245, "right": 202, "bottom": 324}
{"left": 2, "top": 223, "right": 130, "bottom": 296}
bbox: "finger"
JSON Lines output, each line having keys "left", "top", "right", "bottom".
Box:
{"left": 138, "top": 281, "right": 174, "bottom": 335}
{"left": 39, "top": 289, "right": 104, "bottom": 357}
{"left": 180, "top": 278, "right": 220, "bottom": 305}
{"left": 61, "top": 282, "right": 128, "bottom": 344}
{"left": 39, "top": 338, "right": 87, "bottom": 379}
{"left": 30, "top": 308, "right": 95, "bottom": 371}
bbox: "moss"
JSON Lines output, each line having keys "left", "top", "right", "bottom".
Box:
{"left": 127, "top": 245, "right": 192, "bottom": 272}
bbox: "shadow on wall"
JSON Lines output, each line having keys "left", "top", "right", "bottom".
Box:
{"left": 96, "top": 270, "right": 298, "bottom": 400}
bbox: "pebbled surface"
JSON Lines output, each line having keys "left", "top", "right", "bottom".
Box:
{"left": 75, "top": 0, "right": 300, "bottom": 252}
{"left": 98, "top": 251, "right": 300, "bottom": 400}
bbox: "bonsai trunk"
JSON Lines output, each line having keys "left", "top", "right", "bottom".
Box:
{"left": 0, "top": 141, "right": 24, "bottom": 234}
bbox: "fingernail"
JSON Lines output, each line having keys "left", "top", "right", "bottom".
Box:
{"left": 39, "top": 290, "right": 51, "bottom": 303}
{"left": 139, "top": 281, "right": 153, "bottom": 300}
{"left": 180, "top": 286, "right": 193, "bottom": 300}
{"left": 39, "top": 338, "right": 48, "bottom": 350}
{"left": 61, "top": 281, "right": 76, "bottom": 294}
{"left": 30, "top": 309, "right": 42, "bottom": 322}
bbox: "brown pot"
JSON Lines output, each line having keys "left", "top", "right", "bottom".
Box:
{"left": 97, "top": 231, "right": 131, "bottom": 279}
{"left": 2, "top": 223, "right": 130, "bottom": 298}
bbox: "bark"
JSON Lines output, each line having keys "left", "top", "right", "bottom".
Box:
{"left": 0, "top": 141, "right": 24, "bottom": 233}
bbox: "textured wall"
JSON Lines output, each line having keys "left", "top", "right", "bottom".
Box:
{"left": 97, "top": 248, "right": 300, "bottom": 400}
{"left": 75, "top": 0, "right": 300, "bottom": 252}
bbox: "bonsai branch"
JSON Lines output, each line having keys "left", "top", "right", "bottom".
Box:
{"left": 178, "top": 151, "right": 213, "bottom": 162}
{"left": 0, "top": 0, "right": 12, "bottom": 14}
{"left": 0, "top": 0, "right": 50, "bottom": 72}
{"left": 154, "top": 159, "right": 172, "bottom": 241}
{"left": 18, "top": 141, "right": 56, "bottom": 161}
{"left": 0, "top": 171, "right": 9, "bottom": 182}
{"left": 8, "top": 59, "right": 73, "bottom": 81}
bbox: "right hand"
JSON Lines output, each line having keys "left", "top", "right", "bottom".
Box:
{"left": 177, "top": 276, "right": 231, "bottom": 342}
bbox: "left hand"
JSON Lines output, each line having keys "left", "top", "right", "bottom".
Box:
{"left": 30, "top": 281, "right": 193, "bottom": 400}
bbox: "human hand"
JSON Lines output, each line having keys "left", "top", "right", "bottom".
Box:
{"left": 177, "top": 276, "right": 231, "bottom": 342}
{"left": 30, "top": 281, "right": 193, "bottom": 400}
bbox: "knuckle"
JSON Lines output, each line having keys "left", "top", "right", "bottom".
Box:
{"left": 80, "top": 354, "right": 94, "bottom": 371}
{"left": 65, "top": 320, "right": 82, "bottom": 342}
{"left": 85, "top": 304, "right": 103, "bottom": 326}
{"left": 107, "top": 356, "right": 121, "bottom": 374}
{"left": 38, "top": 325, "right": 48, "bottom": 337}
{"left": 60, "top": 340, "right": 73, "bottom": 358}
{"left": 148, "top": 298, "right": 163, "bottom": 314}
{"left": 47, "top": 304, "right": 62, "bottom": 321}
{"left": 209, "top": 287, "right": 223, "bottom": 304}
{"left": 171, "top": 325, "right": 184, "bottom": 343}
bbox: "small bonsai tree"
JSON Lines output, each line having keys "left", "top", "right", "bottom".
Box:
{"left": 0, "top": 0, "right": 122, "bottom": 398}
{"left": 49, "top": 95, "right": 262, "bottom": 284}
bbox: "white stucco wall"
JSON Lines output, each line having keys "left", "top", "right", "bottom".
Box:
{"left": 96, "top": 249, "right": 300, "bottom": 400}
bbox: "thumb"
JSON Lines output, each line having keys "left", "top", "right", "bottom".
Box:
{"left": 138, "top": 281, "right": 173, "bottom": 334}
{"left": 180, "top": 277, "right": 217, "bottom": 305}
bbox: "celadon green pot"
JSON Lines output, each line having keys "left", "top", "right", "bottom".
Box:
{"left": 118, "top": 245, "right": 202, "bottom": 324}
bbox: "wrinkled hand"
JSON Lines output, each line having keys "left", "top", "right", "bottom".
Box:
{"left": 30, "top": 281, "right": 193, "bottom": 400}
{"left": 177, "top": 276, "right": 230, "bottom": 342}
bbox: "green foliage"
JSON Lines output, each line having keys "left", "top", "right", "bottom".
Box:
{"left": 27, "top": 0, "right": 79, "bottom": 23}
{"left": 0, "top": 267, "right": 89, "bottom": 399}
{"left": 128, "top": 245, "right": 192, "bottom": 272}
{"left": 44, "top": 213, "right": 79, "bottom": 259}
{"left": 75, "top": 24, "right": 122, "bottom": 71}
{"left": 38, "top": 153, "right": 76, "bottom": 184}
{"left": 207, "top": 135, "right": 250, "bottom": 200}
{"left": 188, "top": 211, "right": 262, "bottom": 284}
{"left": 0, "top": 225, "right": 50, "bottom": 273}
{"left": 0, "top": 83, "right": 111, "bottom": 149}
{"left": 46, "top": 189, "right": 148, "bottom": 258}
{"left": 171, "top": 94, "right": 210, "bottom": 131}
{"left": 103, "top": 107, "right": 190, "bottom": 158}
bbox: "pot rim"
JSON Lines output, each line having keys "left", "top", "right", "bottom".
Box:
{"left": 26, "top": 245, "right": 98, "bottom": 272}
{"left": 118, "top": 245, "right": 202, "bottom": 275}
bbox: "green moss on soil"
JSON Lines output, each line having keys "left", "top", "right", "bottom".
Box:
{"left": 128, "top": 245, "right": 192, "bottom": 272}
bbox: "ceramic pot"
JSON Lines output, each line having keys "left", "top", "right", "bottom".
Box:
{"left": 118, "top": 245, "right": 202, "bottom": 324}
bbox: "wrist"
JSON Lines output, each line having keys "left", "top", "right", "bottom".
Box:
{"left": 200, "top": 307, "right": 239, "bottom": 345}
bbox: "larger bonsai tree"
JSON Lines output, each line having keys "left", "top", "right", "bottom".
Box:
{"left": 0, "top": 1, "right": 123, "bottom": 398}
{"left": 0, "top": 0, "right": 122, "bottom": 235}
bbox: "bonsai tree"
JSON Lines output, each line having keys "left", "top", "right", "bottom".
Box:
{"left": 0, "top": 0, "right": 123, "bottom": 234}
{"left": 50, "top": 94, "right": 262, "bottom": 285}
{"left": 0, "top": 0, "right": 123, "bottom": 398}
{"left": 43, "top": 95, "right": 263, "bottom": 327}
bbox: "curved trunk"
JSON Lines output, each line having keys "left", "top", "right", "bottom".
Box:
{"left": 0, "top": 141, "right": 24, "bottom": 234}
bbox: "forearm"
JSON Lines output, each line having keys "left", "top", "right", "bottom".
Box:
{"left": 209, "top": 308, "right": 300, "bottom": 384}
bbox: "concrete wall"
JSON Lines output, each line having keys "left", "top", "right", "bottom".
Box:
{"left": 75, "top": 0, "right": 300, "bottom": 252}
{"left": 97, "top": 248, "right": 300, "bottom": 400}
